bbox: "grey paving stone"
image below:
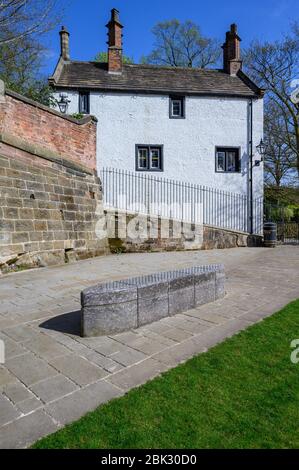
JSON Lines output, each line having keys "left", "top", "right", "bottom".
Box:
{"left": 192, "top": 310, "right": 229, "bottom": 324}
{"left": 45, "top": 380, "right": 123, "bottom": 426}
{"left": 138, "top": 329, "right": 178, "bottom": 347}
{"left": 0, "top": 334, "right": 27, "bottom": 359}
{"left": 3, "top": 382, "right": 33, "bottom": 404}
{"left": 111, "top": 330, "right": 141, "bottom": 345}
{"left": 16, "top": 397, "right": 42, "bottom": 414}
{"left": 126, "top": 336, "right": 168, "bottom": 355}
{"left": 109, "top": 346, "right": 147, "bottom": 367}
{"left": 49, "top": 355, "right": 107, "bottom": 386}
{"left": 161, "top": 327, "right": 194, "bottom": 342}
{"left": 87, "top": 337, "right": 128, "bottom": 357}
{"left": 29, "top": 374, "right": 78, "bottom": 403}
{"left": 82, "top": 351, "right": 124, "bottom": 373}
{"left": 152, "top": 339, "right": 207, "bottom": 367}
{"left": 0, "top": 409, "right": 58, "bottom": 449}
{"left": 0, "top": 394, "right": 21, "bottom": 426}
{"left": 0, "top": 367, "right": 18, "bottom": 389}
{"left": 192, "top": 318, "right": 252, "bottom": 350}
{"left": 2, "top": 325, "right": 38, "bottom": 343}
{"left": 24, "top": 334, "right": 70, "bottom": 360}
{"left": 5, "top": 353, "right": 57, "bottom": 387}
{"left": 108, "top": 358, "right": 169, "bottom": 390}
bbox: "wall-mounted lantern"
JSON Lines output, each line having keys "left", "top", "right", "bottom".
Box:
{"left": 255, "top": 138, "right": 267, "bottom": 166}
{"left": 57, "top": 93, "right": 70, "bottom": 114}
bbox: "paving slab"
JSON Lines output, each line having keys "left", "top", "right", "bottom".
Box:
{"left": 49, "top": 354, "right": 108, "bottom": 386}
{"left": 107, "top": 358, "right": 169, "bottom": 390}
{"left": 0, "top": 410, "right": 58, "bottom": 449}
{"left": 29, "top": 374, "right": 78, "bottom": 403}
{"left": 5, "top": 353, "right": 57, "bottom": 387}
{"left": 0, "top": 246, "right": 298, "bottom": 448}
{"left": 0, "top": 394, "right": 21, "bottom": 426}
{"left": 45, "top": 380, "right": 123, "bottom": 426}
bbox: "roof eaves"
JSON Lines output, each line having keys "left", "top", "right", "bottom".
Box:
{"left": 237, "top": 70, "right": 265, "bottom": 98}
{"left": 53, "top": 83, "right": 257, "bottom": 98}
{"left": 48, "top": 56, "right": 69, "bottom": 86}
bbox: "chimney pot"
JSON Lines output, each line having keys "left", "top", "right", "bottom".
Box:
{"left": 106, "top": 8, "right": 123, "bottom": 73}
{"left": 59, "top": 26, "right": 70, "bottom": 61}
{"left": 222, "top": 23, "right": 242, "bottom": 75}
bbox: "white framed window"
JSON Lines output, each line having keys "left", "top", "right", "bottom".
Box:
{"left": 216, "top": 147, "right": 240, "bottom": 173}
{"left": 136, "top": 145, "right": 163, "bottom": 171}
{"left": 79, "top": 91, "right": 90, "bottom": 114}
{"left": 169, "top": 96, "right": 185, "bottom": 118}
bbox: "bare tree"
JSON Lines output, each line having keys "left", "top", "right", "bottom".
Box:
{"left": 142, "top": 19, "right": 221, "bottom": 68}
{"left": 264, "top": 101, "right": 296, "bottom": 187}
{"left": 0, "top": 0, "right": 60, "bottom": 45}
{"left": 0, "top": 1, "right": 63, "bottom": 104}
{"left": 244, "top": 27, "right": 299, "bottom": 179}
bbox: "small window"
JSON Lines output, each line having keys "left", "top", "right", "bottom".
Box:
{"left": 79, "top": 92, "right": 90, "bottom": 114}
{"left": 216, "top": 147, "right": 240, "bottom": 173}
{"left": 136, "top": 145, "right": 163, "bottom": 171}
{"left": 169, "top": 96, "right": 185, "bottom": 119}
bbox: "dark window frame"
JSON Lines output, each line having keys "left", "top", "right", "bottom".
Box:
{"left": 135, "top": 144, "right": 164, "bottom": 172}
{"left": 215, "top": 146, "right": 241, "bottom": 173}
{"left": 169, "top": 95, "right": 185, "bottom": 119}
{"left": 78, "top": 91, "right": 90, "bottom": 114}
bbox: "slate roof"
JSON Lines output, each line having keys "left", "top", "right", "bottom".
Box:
{"left": 50, "top": 61, "right": 263, "bottom": 98}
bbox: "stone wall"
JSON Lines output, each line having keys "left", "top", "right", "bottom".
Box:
{"left": 105, "top": 209, "right": 262, "bottom": 253}
{"left": 0, "top": 89, "right": 108, "bottom": 274}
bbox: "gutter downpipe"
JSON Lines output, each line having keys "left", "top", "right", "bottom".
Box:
{"left": 249, "top": 99, "right": 254, "bottom": 234}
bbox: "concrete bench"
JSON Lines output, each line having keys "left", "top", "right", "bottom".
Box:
{"left": 81, "top": 264, "right": 225, "bottom": 337}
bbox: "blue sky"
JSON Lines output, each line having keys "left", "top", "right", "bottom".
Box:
{"left": 43, "top": 0, "right": 299, "bottom": 76}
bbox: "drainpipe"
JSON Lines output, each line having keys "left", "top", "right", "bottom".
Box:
{"left": 249, "top": 99, "right": 253, "bottom": 234}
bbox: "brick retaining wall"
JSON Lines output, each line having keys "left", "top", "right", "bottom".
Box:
{"left": 0, "top": 89, "right": 108, "bottom": 273}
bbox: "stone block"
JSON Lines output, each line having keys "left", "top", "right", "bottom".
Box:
{"left": 194, "top": 272, "right": 216, "bottom": 306}
{"left": 83, "top": 301, "right": 138, "bottom": 337}
{"left": 82, "top": 282, "right": 137, "bottom": 307}
{"left": 215, "top": 267, "right": 226, "bottom": 300}
{"left": 168, "top": 286, "right": 195, "bottom": 315}
{"left": 138, "top": 296, "right": 169, "bottom": 326}
{"left": 81, "top": 265, "right": 225, "bottom": 337}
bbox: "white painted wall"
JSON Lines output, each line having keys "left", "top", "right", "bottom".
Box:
{"left": 54, "top": 90, "right": 263, "bottom": 199}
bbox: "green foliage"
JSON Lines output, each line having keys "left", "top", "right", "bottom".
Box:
{"left": 265, "top": 186, "right": 299, "bottom": 206}
{"left": 94, "top": 51, "right": 134, "bottom": 64}
{"left": 33, "top": 300, "right": 299, "bottom": 449}
{"left": 71, "top": 113, "right": 85, "bottom": 120}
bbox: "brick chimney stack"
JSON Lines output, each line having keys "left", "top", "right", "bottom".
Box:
{"left": 222, "top": 24, "right": 242, "bottom": 75}
{"left": 59, "top": 26, "right": 70, "bottom": 61}
{"left": 106, "top": 8, "right": 123, "bottom": 73}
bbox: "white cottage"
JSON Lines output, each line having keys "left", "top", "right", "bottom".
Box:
{"left": 50, "top": 8, "right": 264, "bottom": 233}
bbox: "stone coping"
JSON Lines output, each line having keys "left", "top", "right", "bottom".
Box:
{"left": 5, "top": 89, "right": 98, "bottom": 125}
{"left": 81, "top": 264, "right": 225, "bottom": 337}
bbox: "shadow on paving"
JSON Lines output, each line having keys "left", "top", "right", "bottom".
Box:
{"left": 40, "top": 310, "right": 81, "bottom": 336}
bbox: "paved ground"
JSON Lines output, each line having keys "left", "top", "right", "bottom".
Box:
{"left": 0, "top": 246, "right": 298, "bottom": 448}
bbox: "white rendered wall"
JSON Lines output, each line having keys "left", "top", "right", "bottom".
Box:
{"left": 54, "top": 91, "right": 263, "bottom": 198}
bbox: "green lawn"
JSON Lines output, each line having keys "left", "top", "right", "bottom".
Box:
{"left": 33, "top": 299, "right": 299, "bottom": 449}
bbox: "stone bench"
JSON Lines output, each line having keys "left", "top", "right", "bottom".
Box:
{"left": 81, "top": 264, "right": 225, "bottom": 337}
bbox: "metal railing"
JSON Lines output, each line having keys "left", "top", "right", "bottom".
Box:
{"left": 100, "top": 168, "right": 263, "bottom": 234}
